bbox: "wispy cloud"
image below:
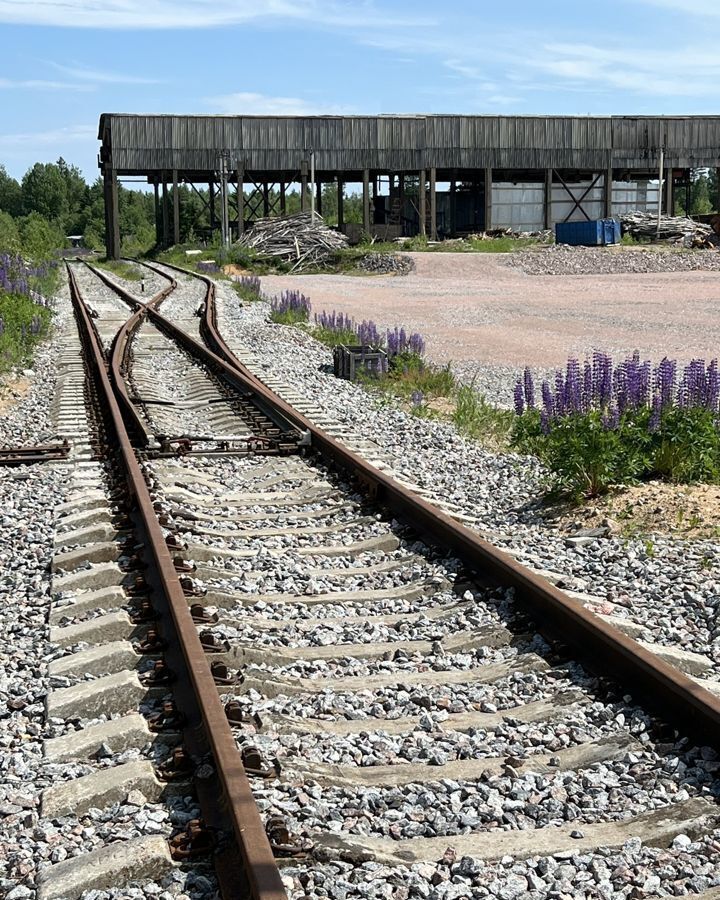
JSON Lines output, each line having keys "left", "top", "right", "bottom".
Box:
{"left": 207, "top": 91, "right": 351, "bottom": 116}
{"left": 0, "top": 124, "right": 95, "bottom": 152}
{"left": 0, "top": 0, "right": 430, "bottom": 30}
{"left": 530, "top": 42, "right": 720, "bottom": 97}
{"left": 47, "top": 61, "right": 163, "bottom": 85}
{"left": 0, "top": 76, "right": 90, "bottom": 91}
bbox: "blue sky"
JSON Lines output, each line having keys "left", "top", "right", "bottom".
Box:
{"left": 0, "top": 0, "right": 717, "bottom": 182}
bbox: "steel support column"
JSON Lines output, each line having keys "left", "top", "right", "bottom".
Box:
{"left": 337, "top": 175, "right": 344, "bottom": 229}
{"left": 172, "top": 169, "right": 180, "bottom": 246}
{"left": 363, "top": 168, "right": 371, "bottom": 233}
{"left": 209, "top": 180, "right": 216, "bottom": 232}
{"left": 544, "top": 168, "right": 553, "bottom": 229}
{"left": 161, "top": 175, "right": 170, "bottom": 250}
{"left": 605, "top": 162, "right": 613, "bottom": 218}
{"left": 665, "top": 168, "right": 674, "bottom": 214}
{"left": 300, "top": 161, "right": 308, "bottom": 212}
{"left": 419, "top": 169, "right": 426, "bottom": 237}
{"left": 429, "top": 167, "right": 437, "bottom": 240}
{"left": 104, "top": 168, "right": 121, "bottom": 260}
{"left": 153, "top": 181, "right": 160, "bottom": 246}
{"left": 236, "top": 164, "right": 244, "bottom": 235}
{"left": 484, "top": 167, "right": 492, "bottom": 231}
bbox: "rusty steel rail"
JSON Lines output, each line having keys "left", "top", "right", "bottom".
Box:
{"left": 67, "top": 264, "right": 287, "bottom": 900}
{"left": 149, "top": 263, "right": 720, "bottom": 745}
{"left": 85, "top": 261, "right": 303, "bottom": 449}
{"left": 0, "top": 441, "right": 70, "bottom": 466}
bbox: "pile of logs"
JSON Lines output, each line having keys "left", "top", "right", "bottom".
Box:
{"left": 619, "top": 211, "right": 717, "bottom": 247}
{"left": 237, "top": 213, "right": 348, "bottom": 271}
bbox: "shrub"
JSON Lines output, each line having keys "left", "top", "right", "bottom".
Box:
{"left": 269, "top": 289, "right": 311, "bottom": 324}
{"left": 453, "top": 384, "right": 513, "bottom": 444}
{"left": 512, "top": 351, "right": 720, "bottom": 497}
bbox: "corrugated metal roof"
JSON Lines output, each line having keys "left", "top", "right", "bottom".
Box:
{"left": 99, "top": 114, "right": 720, "bottom": 175}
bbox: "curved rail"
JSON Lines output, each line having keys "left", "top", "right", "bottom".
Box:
{"left": 161, "top": 262, "right": 720, "bottom": 744}
{"left": 66, "top": 264, "right": 287, "bottom": 900}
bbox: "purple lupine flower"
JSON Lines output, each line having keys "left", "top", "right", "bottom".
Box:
{"left": 656, "top": 357, "right": 676, "bottom": 409}
{"left": 411, "top": 389, "right": 424, "bottom": 407}
{"left": 271, "top": 290, "right": 311, "bottom": 317}
{"left": 541, "top": 380, "right": 555, "bottom": 419}
{"left": 554, "top": 370, "right": 566, "bottom": 416}
{"left": 523, "top": 367, "right": 536, "bottom": 410}
{"left": 593, "top": 350, "right": 613, "bottom": 407}
{"left": 707, "top": 359, "right": 720, "bottom": 412}
{"left": 358, "top": 319, "right": 382, "bottom": 347}
{"left": 540, "top": 410, "right": 551, "bottom": 434}
{"left": 564, "top": 358, "right": 582, "bottom": 414}
{"left": 601, "top": 405, "right": 620, "bottom": 431}
{"left": 582, "top": 361, "right": 593, "bottom": 413}
{"left": 648, "top": 395, "right": 661, "bottom": 433}
{"left": 513, "top": 381, "right": 525, "bottom": 416}
{"left": 239, "top": 275, "right": 261, "bottom": 297}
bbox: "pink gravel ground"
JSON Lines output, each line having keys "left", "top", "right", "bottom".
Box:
{"left": 260, "top": 252, "right": 720, "bottom": 370}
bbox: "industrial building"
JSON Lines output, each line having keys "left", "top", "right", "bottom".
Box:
{"left": 98, "top": 113, "right": 720, "bottom": 257}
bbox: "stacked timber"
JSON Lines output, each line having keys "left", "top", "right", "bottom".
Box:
{"left": 620, "top": 211, "right": 715, "bottom": 245}
{"left": 237, "top": 213, "right": 348, "bottom": 271}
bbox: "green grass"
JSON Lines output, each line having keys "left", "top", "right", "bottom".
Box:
{"left": 452, "top": 384, "right": 514, "bottom": 445}
{"left": 269, "top": 308, "right": 309, "bottom": 325}
{"left": 312, "top": 325, "right": 359, "bottom": 347}
{"left": 0, "top": 291, "right": 52, "bottom": 373}
{"left": 95, "top": 258, "right": 144, "bottom": 281}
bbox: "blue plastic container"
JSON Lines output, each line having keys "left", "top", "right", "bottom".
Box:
{"left": 555, "top": 218, "right": 620, "bottom": 246}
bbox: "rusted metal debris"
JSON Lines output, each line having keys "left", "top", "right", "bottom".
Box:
{"left": 0, "top": 441, "right": 70, "bottom": 466}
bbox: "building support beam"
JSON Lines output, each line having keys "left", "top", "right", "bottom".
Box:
{"left": 104, "top": 168, "right": 121, "bottom": 260}
{"left": 262, "top": 183, "right": 270, "bottom": 217}
{"left": 172, "top": 169, "right": 180, "bottom": 246}
{"left": 665, "top": 168, "right": 674, "bottom": 214}
{"left": 236, "top": 164, "right": 244, "bottom": 235}
{"left": 429, "top": 167, "right": 437, "bottom": 240}
{"left": 209, "top": 180, "right": 216, "bottom": 232}
{"left": 161, "top": 175, "right": 170, "bottom": 250}
{"left": 153, "top": 181, "right": 160, "bottom": 246}
{"left": 484, "top": 167, "right": 493, "bottom": 231}
{"left": 316, "top": 178, "right": 323, "bottom": 217}
{"left": 418, "top": 168, "right": 426, "bottom": 237}
{"left": 337, "top": 175, "right": 344, "bottom": 229}
{"left": 300, "top": 161, "right": 308, "bottom": 212}
{"left": 605, "top": 163, "right": 613, "bottom": 219}
{"left": 544, "top": 168, "right": 553, "bottom": 230}
{"left": 280, "top": 181, "right": 286, "bottom": 215}
{"left": 363, "top": 168, "right": 371, "bottom": 234}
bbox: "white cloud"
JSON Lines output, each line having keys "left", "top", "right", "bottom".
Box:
{"left": 531, "top": 42, "right": 720, "bottom": 97}
{"left": 0, "top": 124, "right": 95, "bottom": 151}
{"left": 0, "top": 0, "right": 428, "bottom": 29}
{"left": 207, "top": 91, "right": 350, "bottom": 116}
{"left": 0, "top": 77, "right": 90, "bottom": 91}
{"left": 46, "top": 61, "right": 164, "bottom": 85}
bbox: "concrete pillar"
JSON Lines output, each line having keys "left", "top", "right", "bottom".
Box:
{"left": 236, "top": 164, "right": 244, "bottom": 235}
{"left": 484, "top": 167, "right": 493, "bottom": 231}
{"left": 429, "top": 167, "right": 437, "bottom": 240}
{"left": 363, "top": 168, "right": 371, "bottom": 234}
{"left": 418, "top": 168, "right": 426, "bottom": 237}
{"left": 172, "top": 169, "right": 180, "bottom": 246}
{"left": 544, "top": 169, "right": 553, "bottom": 230}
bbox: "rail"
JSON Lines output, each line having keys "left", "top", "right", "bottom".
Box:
{"left": 66, "top": 263, "right": 287, "bottom": 900}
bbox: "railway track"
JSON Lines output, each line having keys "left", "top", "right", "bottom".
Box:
{"left": 28, "top": 260, "right": 720, "bottom": 900}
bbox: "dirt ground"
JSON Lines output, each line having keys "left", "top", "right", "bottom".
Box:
{"left": 0, "top": 375, "right": 30, "bottom": 416}
{"left": 260, "top": 252, "right": 720, "bottom": 369}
